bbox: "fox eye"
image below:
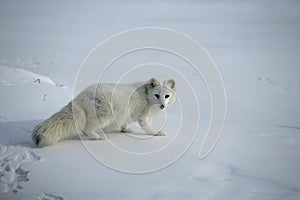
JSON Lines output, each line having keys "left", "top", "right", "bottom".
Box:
{"left": 154, "top": 94, "right": 160, "bottom": 99}
{"left": 165, "top": 95, "right": 169, "bottom": 99}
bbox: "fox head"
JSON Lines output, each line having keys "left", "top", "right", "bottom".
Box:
{"left": 146, "top": 78, "right": 176, "bottom": 110}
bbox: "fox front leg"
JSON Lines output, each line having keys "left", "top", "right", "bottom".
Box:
{"left": 138, "top": 116, "right": 165, "bottom": 136}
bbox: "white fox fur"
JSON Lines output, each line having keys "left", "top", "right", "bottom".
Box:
{"left": 32, "top": 78, "right": 176, "bottom": 147}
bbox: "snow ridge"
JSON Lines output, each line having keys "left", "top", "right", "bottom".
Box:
{"left": 37, "top": 193, "right": 65, "bottom": 200}
{"left": 0, "top": 65, "right": 68, "bottom": 89}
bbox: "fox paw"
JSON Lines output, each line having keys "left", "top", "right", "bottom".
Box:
{"left": 154, "top": 131, "right": 165, "bottom": 136}
{"left": 90, "top": 134, "right": 106, "bottom": 140}
{"left": 121, "top": 127, "right": 133, "bottom": 133}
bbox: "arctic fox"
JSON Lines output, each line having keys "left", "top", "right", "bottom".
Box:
{"left": 32, "top": 78, "right": 176, "bottom": 147}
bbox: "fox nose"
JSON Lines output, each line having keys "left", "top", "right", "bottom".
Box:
{"left": 160, "top": 104, "right": 165, "bottom": 109}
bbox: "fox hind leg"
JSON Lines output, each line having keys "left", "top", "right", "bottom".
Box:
{"left": 120, "top": 125, "right": 133, "bottom": 133}
{"left": 82, "top": 119, "right": 106, "bottom": 140}
{"left": 82, "top": 129, "right": 105, "bottom": 140}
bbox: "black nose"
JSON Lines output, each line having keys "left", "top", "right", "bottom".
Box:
{"left": 160, "top": 105, "right": 165, "bottom": 109}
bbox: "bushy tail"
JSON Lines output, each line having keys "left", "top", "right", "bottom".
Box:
{"left": 32, "top": 103, "right": 85, "bottom": 147}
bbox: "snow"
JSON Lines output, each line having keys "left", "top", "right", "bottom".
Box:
{"left": 1, "top": 0, "right": 300, "bottom": 199}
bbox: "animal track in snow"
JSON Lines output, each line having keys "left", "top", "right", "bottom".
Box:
{"left": 258, "top": 76, "right": 300, "bottom": 90}
{"left": 0, "top": 145, "right": 41, "bottom": 194}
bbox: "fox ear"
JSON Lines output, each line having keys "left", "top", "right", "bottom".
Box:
{"left": 167, "top": 79, "right": 176, "bottom": 89}
{"left": 150, "top": 78, "right": 159, "bottom": 88}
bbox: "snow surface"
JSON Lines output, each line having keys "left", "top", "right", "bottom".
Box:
{"left": 1, "top": 0, "right": 300, "bottom": 199}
